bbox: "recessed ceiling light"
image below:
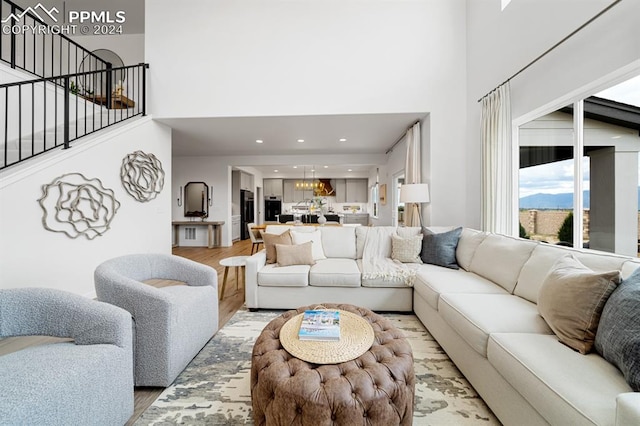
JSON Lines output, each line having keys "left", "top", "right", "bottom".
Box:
{"left": 311, "top": 169, "right": 315, "bottom": 172}
{"left": 274, "top": 169, "right": 278, "bottom": 172}
{"left": 293, "top": 166, "right": 298, "bottom": 169}
{"left": 297, "top": 139, "right": 305, "bottom": 143}
{"left": 339, "top": 138, "right": 347, "bottom": 142}
{"left": 256, "top": 139, "right": 263, "bottom": 144}
{"left": 323, "top": 165, "right": 328, "bottom": 168}
{"left": 348, "top": 169, "right": 353, "bottom": 172}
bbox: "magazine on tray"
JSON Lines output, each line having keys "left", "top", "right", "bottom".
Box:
{"left": 298, "top": 309, "right": 340, "bottom": 341}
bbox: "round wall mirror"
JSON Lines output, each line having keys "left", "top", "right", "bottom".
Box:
{"left": 78, "top": 48, "right": 126, "bottom": 96}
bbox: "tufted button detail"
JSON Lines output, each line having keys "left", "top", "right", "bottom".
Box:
{"left": 250, "top": 303, "right": 414, "bottom": 425}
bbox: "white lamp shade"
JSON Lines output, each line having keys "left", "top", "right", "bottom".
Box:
{"left": 400, "top": 183, "right": 430, "bottom": 203}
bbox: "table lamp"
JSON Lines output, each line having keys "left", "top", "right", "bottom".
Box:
{"left": 400, "top": 183, "right": 430, "bottom": 226}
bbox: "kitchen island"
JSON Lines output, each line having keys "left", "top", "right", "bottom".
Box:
{"left": 276, "top": 214, "right": 341, "bottom": 224}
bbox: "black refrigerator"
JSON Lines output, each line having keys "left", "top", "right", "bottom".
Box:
{"left": 240, "top": 190, "right": 254, "bottom": 240}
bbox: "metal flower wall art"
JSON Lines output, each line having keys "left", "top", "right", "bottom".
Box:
{"left": 120, "top": 150, "right": 165, "bottom": 202}
{"left": 38, "top": 173, "right": 121, "bottom": 240}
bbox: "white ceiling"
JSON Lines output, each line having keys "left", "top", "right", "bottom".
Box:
{"left": 161, "top": 113, "right": 427, "bottom": 158}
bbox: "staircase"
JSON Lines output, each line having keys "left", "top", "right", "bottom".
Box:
{"left": 0, "top": 0, "right": 148, "bottom": 171}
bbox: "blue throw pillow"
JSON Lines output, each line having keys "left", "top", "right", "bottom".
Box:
{"left": 420, "top": 227, "right": 462, "bottom": 269}
{"left": 594, "top": 267, "right": 640, "bottom": 391}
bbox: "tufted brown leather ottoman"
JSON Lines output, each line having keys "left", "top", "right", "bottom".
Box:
{"left": 251, "top": 304, "right": 415, "bottom": 425}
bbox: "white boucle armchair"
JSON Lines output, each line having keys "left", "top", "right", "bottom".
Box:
{"left": 94, "top": 253, "right": 218, "bottom": 387}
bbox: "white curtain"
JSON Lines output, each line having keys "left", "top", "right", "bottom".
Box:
{"left": 404, "top": 122, "right": 421, "bottom": 227}
{"left": 481, "top": 82, "right": 512, "bottom": 234}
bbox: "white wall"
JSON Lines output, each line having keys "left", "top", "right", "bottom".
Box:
{"left": 466, "top": 0, "right": 640, "bottom": 229}
{"left": 0, "top": 117, "right": 172, "bottom": 296}
{"left": 148, "top": 0, "right": 469, "bottom": 227}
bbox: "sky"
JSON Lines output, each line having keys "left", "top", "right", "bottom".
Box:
{"left": 519, "top": 75, "right": 640, "bottom": 199}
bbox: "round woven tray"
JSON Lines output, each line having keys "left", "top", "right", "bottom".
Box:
{"left": 279, "top": 309, "right": 375, "bottom": 364}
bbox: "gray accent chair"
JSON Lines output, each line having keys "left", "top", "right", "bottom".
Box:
{"left": 94, "top": 253, "right": 218, "bottom": 387}
{"left": 0, "top": 287, "right": 134, "bottom": 426}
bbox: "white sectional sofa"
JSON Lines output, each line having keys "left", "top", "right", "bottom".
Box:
{"left": 245, "top": 225, "right": 640, "bottom": 426}
{"left": 245, "top": 225, "right": 416, "bottom": 311}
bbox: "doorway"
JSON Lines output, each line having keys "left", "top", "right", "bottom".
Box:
{"left": 392, "top": 172, "right": 405, "bottom": 226}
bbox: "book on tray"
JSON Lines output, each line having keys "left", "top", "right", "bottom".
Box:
{"left": 298, "top": 309, "right": 340, "bottom": 341}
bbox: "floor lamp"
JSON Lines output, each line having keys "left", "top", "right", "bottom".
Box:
{"left": 400, "top": 183, "right": 430, "bottom": 227}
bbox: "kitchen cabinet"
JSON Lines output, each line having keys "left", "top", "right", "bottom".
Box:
{"left": 240, "top": 172, "right": 254, "bottom": 191}
{"left": 347, "top": 179, "right": 368, "bottom": 202}
{"left": 343, "top": 213, "right": 369, "bottom": 226}
{"left": 263, "top": 179, "right": 283, "bottom": 197}
{"left": 283, "top": 179, "right": 296, "bottom": 203}
{"left": 340, "top": 179, "right": 368, "bottom": 203}
{"left": 334, "top": 179, "right": 346, "bottom": 203}
{"left": 232, "top": 215, "right": 241, "bottom": 241}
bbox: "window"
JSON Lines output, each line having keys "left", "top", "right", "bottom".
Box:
{"left": 517, "top": 75, "right": 640, "bottom": 257}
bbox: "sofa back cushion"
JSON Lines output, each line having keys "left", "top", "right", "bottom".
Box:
{"left": 320, "top": 226, "right": 356, "bottom": 259}
{"left": 456, "top": 228, "right": 488, "bottom": 271}
{"left": 264, "top": 225, "right": 315, "bottom": 235}
{"left": 622, "top": 260, "right": 640, "bottom": 280}
{"left": 469, "top": 234, "right": 538, "bottom": 293}
{"left": 515, "top": 244, "right": 629, "bottom": 304}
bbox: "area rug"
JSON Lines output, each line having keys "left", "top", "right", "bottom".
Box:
{"left": 134, "top": 308, "right": 500, "bottom": 425}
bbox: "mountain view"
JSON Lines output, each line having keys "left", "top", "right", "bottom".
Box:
{"left": 519, "top": 187, "right": 640, "bottom": 210}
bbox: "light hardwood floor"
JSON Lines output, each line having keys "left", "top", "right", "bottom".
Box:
{"left": 0, "top": 238, "right": 254, "bottom": 425}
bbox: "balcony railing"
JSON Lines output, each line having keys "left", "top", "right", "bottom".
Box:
{"left": 0, "top": 0, "right": 109, "bottom": 79}
{"left": 1, "top": 63, "right": 149, "bottom": 170}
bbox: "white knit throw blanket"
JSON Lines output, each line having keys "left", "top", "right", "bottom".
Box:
{"left": 360, "top": 227, "right": 419, "bottom": 286}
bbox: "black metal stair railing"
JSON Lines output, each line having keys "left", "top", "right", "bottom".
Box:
{"left": 0, "top": 0, "right": 109, "bottom": 80}
{"left": 1, "top": 63, "right": 149, "bottom": 171}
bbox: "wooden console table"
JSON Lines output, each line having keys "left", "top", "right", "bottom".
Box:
{"left": 172, "top": 221, "right": 225, "bottom": 248}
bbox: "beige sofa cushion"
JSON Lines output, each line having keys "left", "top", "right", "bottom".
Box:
{"left": 262, "top": 230, "right": 292, "bottom": 264}
{"left": 276, "top": 242, "right": 315, "bottom": 267}
{"left": 468, "top": 234, "right": 537, "bottom": 293}
{"left": 291, "top": 230, "right": 326, "bottom": 260}
{"left": 438, "top": 293, "right": 552, "bottom": 357}
{"left": 455, "top": 228, "right": 488, "bottom": 271}
{"left": 413, "top": 265, "right": 507, "bottom": 310}
{"left": 257, "top": 264, "right": 310, "bottom": 287}
{"left": 515, "top": 244, "right": 628, "bottom": 304}
{"left": 310, "top": 259, "right": 361, "bottom": 287}
{"left": 488, "top": 333, "right": 632, "bottom": 426}
{"left": 320, "top": 227, "right": 356, "bottom": 259}
{"left": 538, "top": 255, "right": 621, "bottom": 354}
{"left": 391, "top": 234, "right": 423, "bottom": 263}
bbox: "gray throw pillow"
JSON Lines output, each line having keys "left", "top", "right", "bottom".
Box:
{"left": 420, "top": 227, "right": 462, "bottom": 269}
{"left": 594, "top": 267, "right": 640, "bottom": 391}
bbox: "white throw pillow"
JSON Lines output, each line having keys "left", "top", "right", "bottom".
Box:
{"left": 291, "top": 230, "right": 327, "bottom": 260}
